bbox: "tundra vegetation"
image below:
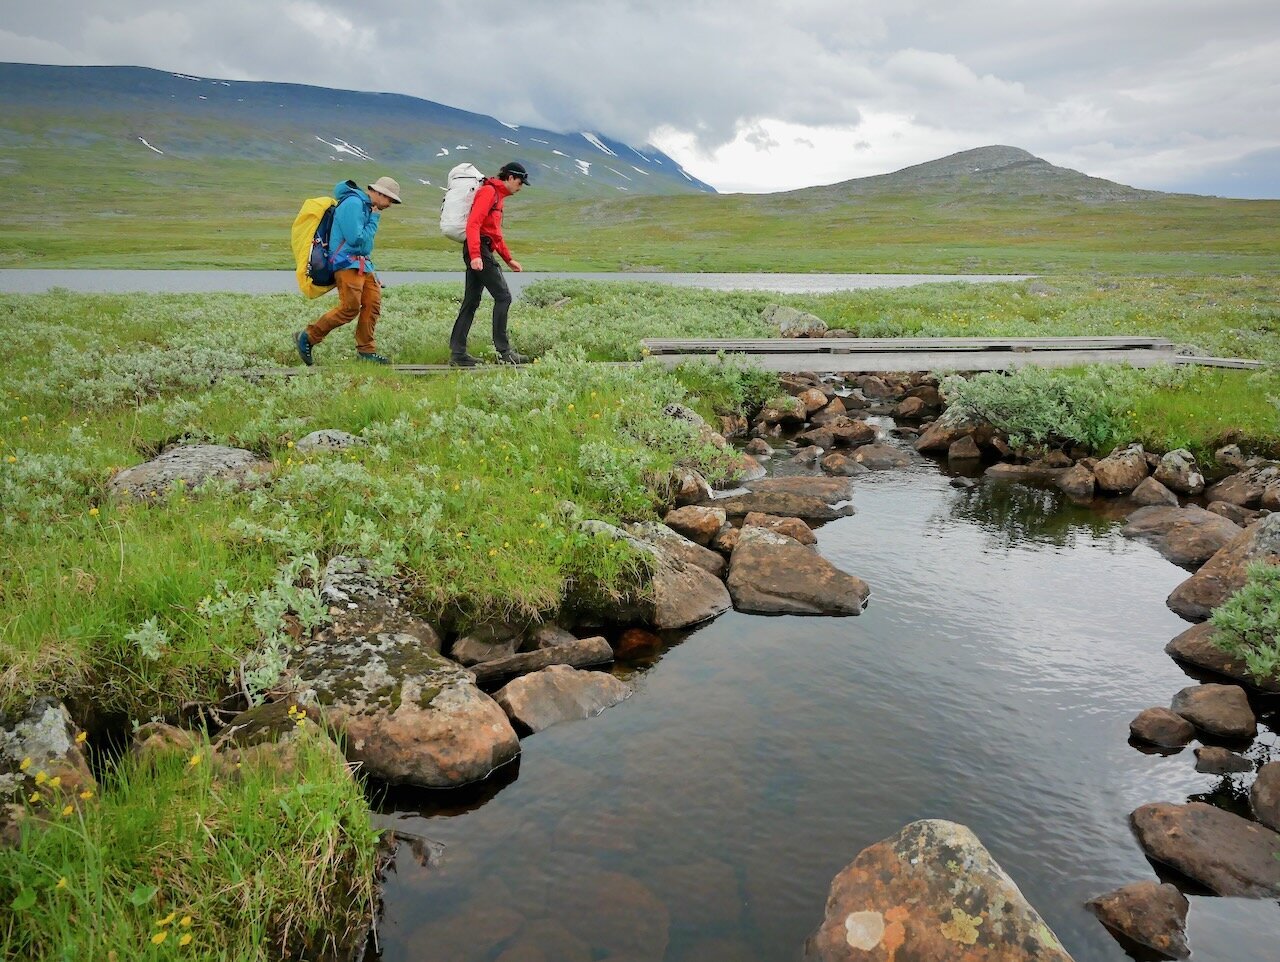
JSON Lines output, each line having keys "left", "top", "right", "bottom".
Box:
{"left": 1, "top": 273, "right": 1278, "bottom": 959}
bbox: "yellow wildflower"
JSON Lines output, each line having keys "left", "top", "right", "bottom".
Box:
{"left": 5, "top": 455, "right": 15, "bottom": 464}
{"left": 151, "top": 931, "right": 168, "bottom": 946}
{"left": 75, "top": 731, "right": 88, "bottom": 744}
{"left": 48, "top": 776, "right": 61, "bottom": 789}
{"left": 79, "top": 790, "right": 94, "bottom": 800}
{"left": 179, "top": 916, "right": 192, "bottom": 928}
{"left": 156, "top": 911, "right": 176, "bottom": 926}
{"left": 28, "top": 792, "right": 40, "bottom": 803}
{"left": 20, "top": 416, "right": 27, "bottom": 422}
{"left": 488, "top": 549, "right": 497, "bottom": 557}
{"left": 286, "top": 441, "right": 295, "bottom": 449}
{"left": 88, "top": 507, "right": 99, "bottom": 517}
{"left": 567, "top": 403, "right": 575, "bottom": 411}
{"left": 188, "top": 753, "right": 201, "bottom": 768}
{"left": 34, "top": 771, "right": 48, "bottom": 786}
{"left": 61, "top": 804, "right": 73, "bottom": 817}
{"left": 18, "top": 757, "right": 31, "bottom": 771}
{"left": 179, "top": 934, "right": 193, "bottom": 947}
{"left": 55, "top": 877, "right": 68, "bottom": 890}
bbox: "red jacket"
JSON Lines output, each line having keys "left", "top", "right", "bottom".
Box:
{"left": 465, "top": 178, "right": 515, "bottom": 264}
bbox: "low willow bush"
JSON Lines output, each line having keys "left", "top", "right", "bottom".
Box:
{"left": 0, "top": 731, "right": 378, "bottom": 962}
{"left": 1210, "top": 563, "right": 1280, "bottom": 684}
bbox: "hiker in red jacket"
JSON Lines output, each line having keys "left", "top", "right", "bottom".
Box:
{"left": 449, "top": 162, "right": 530, "bottom": 367}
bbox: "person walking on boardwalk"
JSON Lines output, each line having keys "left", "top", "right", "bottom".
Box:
{"left": 449, "top": 162, "right": 531, "bottom": 367}
{"left": 295, "top": 176, "right": 401, "bottom": 366}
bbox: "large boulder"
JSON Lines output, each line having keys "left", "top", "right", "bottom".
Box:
{"left": 1121, "top": 505, "right": 1242, "bottom": 568}
{"left": 1165, "top": 622, "right": 1280, "bottom": 693}
{"left": 727, "top": 527, "right": 869, "bottom": 616}
{"left": 1167, "top": 514, "right": 1280, "bottom": 620}
{"left": 763, "top": 304, "right": 827, "bottom": 338}
{"left": 1130, "top": 476, "right": 1179, "bottom": 507}
{"left": 494, "top": 665, "right": 632, "bottom": 733}
{"left": 1130, "top": 802, "right": 1280, "bottom": 897}
{"left": 293, "top": 558, "right": 517, "bottom": 787}
{"left": 663, "top": 505, "right": 726, "bottom": 546}
{"left": 1093, "top": 443, "right": 1149, "bottom": 494}
{"left": 714, "top": 491, "right": 855, "bottom": 522}
{"left": 626, "top": 521, "right": 726, "bottom": 577}
{"left": 1085, "top": 882, "right": 1189, "bottom": 960}
{"left": 1153, "top": 449, "right": 1205, "bottom": 496}
{"left": 1056, "top": 463, "right": 1096, "bottom": 499}
{"left": 803, "top": 819, "right": 1073, "bottom": 962}
{"left": 1251, "top": 762, "right": 1280, "bottom": 833}
{"left": 108, "top": 443, "right": 271, "bottom": 501}
{"left": 1170, "top": 683, "right": 1257, "bottom": 739}
{"left": 1206, "top": 467, "right": 1278, "bottom": 507}
{"left": 1196, "top": 746, "right": 1253, "bottom": 774}
{"left": 828, "top": 418, "right": 878, "bottom": 448}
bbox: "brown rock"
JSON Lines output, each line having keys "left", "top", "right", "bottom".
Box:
{"left": 810, "top": 398, "right": 848, "bottom": 425}
{"left": 727, "top": 527, "right": 869, "bottom": 615}
{"left": 1165, "top": 622, "right": 1280, "bottom": 693}
{"left": 1094, "top": 444, "right": 1150, "bottom": 494}
{"left": 820, "top": 452, "right": 871, "bottom": 477}
{"left": 947, "top": 435, "right": 981, "bottom": 461}
{"left": 852, "top": 443, "right": 912, "bottom": 471}
{"left": 744, "top": 511, "right": 817, "bottom": 545}
{"left": 1154, "top": 449, "right": 1205, "bottom": 496}
{"left": 131, "top": 721, "right": 200, "bottom": 764}
{"left": 712, "top": 526, "right": 741, "bottom": 556}
{"left": 792, "top": 445, "right": 824, "bottom": 465}
{"left": 798, "top": 427, "right": 835, "bottom": 450}
{"left": 715, "top": 492, "right": 855, "bottom": 522}
{"left": 1056, "top": 463, "right": 1096, "bottom": 499}
{"left": 1129, "top": 707, "right": 1195, "bottom": 748}
{"left": 450, "top": 625, "right": 520, "bottom": 666}
{"left": 1085, "top": 881, "right": 1189, "bottom": 960}
{"left": 803, "top": 819, "right": 1072, "bottom": 962}
{"left": 985, "top": 462, "right": 1068, "bottom": 484}
{"left": 1131, "top": 476, "right": 1179, "bottom": 506}
{"left": 614, "top": 628, "right": 662, "bottom": 659}
{"left": 718, "top": 414, "right": 748, "bottom": 440}
{"left": 1251, "top": 762, "right": 1280, "bottom": 832}
{"left": 854, "top": 374, "right": 895, "bottom": 399}
{"left": 1195, "top": 746, "right": 1253, "bottom": 774}
{"left": 1206, "top": 501, "right": 1261, "bottom": 526}
{"left": 914, "top": 415, "right": 978, "bottom": 453}
{"left": 1170, "top": 684, "right": 1257, "bottom": 739}
{"left": 798, "top": 387, "right": 830, "bottom": 414}
{"left": 1206, "top": 469, "right": 1272, "bottom": 507}
{"left": 472, "top": 636, "right": 615, "bottom": 685}
{"left": 895, "top": 397, "right": 926, "bottom": 419}
{"left": 671, "top": 468, "right": 713, "bottom": 507}
{"left": 1130, "top": 802, "right": 1280, "bottom": 897}
{"left": 758, "top": 396, "right": 807, "bottom": 425}
{"left": 747, "top": 476, "right": 855, "bottom": 501}
{"left": 494, "top": 666, "right": 631, "bottom": 733}
{"left": 626, "top": 521, "right": 726, "bottom": 578}
{"left": 1167, "top": 515, "right": 1280, "bottom": 620}
{"left": 663, "top": 505, "right": 727, "bottom": 546}
{"left": 1122, "top": 505, "right": 1243, "bottom": 568}
{"left": 744, "top": 438, "right": 773, "bottom": 456}
{"left": 828, "top": 418, "right": 878, "bottom": 448}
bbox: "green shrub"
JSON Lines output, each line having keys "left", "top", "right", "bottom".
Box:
{"left": 1210, "top": 563, "right": 1280, "bottom": 684}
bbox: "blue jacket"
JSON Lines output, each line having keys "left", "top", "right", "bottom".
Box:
{"left": 328, "top": 180, "right": 380, "bottom": 273}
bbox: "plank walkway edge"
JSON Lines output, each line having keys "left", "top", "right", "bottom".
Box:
{"left": 641, "top": 335, "right": 1174, "bottom": 354}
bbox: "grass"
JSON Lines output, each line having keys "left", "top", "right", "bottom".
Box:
{"left": 1, "top": 729, "right": 378, "bottom": 962}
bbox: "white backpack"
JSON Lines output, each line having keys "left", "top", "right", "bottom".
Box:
{"left": 439, "top": 163, "right": 485, "bottom": 243}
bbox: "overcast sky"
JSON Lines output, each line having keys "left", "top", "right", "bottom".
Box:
{"left": 3, "top": 0, "right": 1278, "bottom": 197}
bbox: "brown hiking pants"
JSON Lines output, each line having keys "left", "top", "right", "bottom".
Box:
{"left": 305, "top": 268, "right": 381, "bottom": 353}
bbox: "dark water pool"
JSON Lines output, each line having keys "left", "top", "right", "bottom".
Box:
{"left": 369, "top": 441, "right": 1280, "bottom": 962}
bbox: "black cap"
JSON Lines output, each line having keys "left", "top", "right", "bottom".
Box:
{"left": 498, "top": 161, "right": 530, "bottom": 185}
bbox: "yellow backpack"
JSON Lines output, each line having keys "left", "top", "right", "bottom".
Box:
{"left": 291, "top": 195, "right": 339, "bottom": 298}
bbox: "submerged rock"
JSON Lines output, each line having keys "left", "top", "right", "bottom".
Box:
{"left": 727, "top": 527, "right": 869, "bottom": 616}
{"left": 1131, "top": 802, "right": 1280, "bottom": 897}
{"left": 803, "top": 819, "right": 1073, "bottom": 962}
{"left": 1056, "top": 463, "right": 1096, "bottom": 499}
{"left": 850, "top": 443, "right": 912, "bottom": 471}
{"left": 494, "top": 665, "right": 632, "bottom": 733}
{"left": 1195, "top": 746, "right": 1253, "bottom": 774}
{"left": 1085, "top": 881, "right": 1189, "bottom": 960}
{"left": 109, "top": 443, "right": 270, "bottom": 501}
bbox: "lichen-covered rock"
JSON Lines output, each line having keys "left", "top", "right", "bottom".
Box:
{"left": 1171, "top": 683, "right": 1257, "bottom": 739}
{"left": 798, "top": 387, "right": 831, "bottom": 414}
{"left": 744, "top": 512, "right": 817, "bottom": 546}
{"left": 803, "top": 819, "right": 1073, "bottom": 962}
{"left": 109, "top": 444, "right": 271, "bottom": 501}
{"left": 1085, "top": 881, "right": 1189, "bottom": 960}
{"left": 295, "top": 430, "right": 363, "bottom": 453}
{"left": 293, "top": 558, "right": 516, "bottom": 787}
{"left": 763, "top": 304, "right": 827, "bottom": 338}
{"left": 1094, "top": 443, "right": 1149, "bottom": 494}
{"left": 1153, "top": 449, "right": 1205, "bottom": 496}
{"left": 664, "top": 505, "right": 727, "bottom": 547}
{"left": 1131, "top": 802, "right": 1280, "bottom": 897}
{"left": 626, "top": 521, "right": 727, "bottom": 577}
{"left": 759, "top": 395, "right": 808, "bottom": 426}
{"left": 1167, "top": 514, "right": 1280, "bottom": 620}
{"left": 0, "top": 699, "right": 96, "bottom": 803}
{"left": 727, "top": 527, "right": 869, "bottom": 616}
{"left": 1206, "top": 467, "right": 1278, "bottom": 507}
{"left": 1129, "top": 707, "right": 1194, "bottom": 748}
{"left": 494, "top": 665, "right": 632, "bottom": 733}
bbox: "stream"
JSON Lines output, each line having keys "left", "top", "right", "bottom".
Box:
{"left": 365, "top": 426, "right": 1280, "bottom": 961}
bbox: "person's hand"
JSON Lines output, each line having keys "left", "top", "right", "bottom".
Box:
{"left": 470, "top": 257, "right": 483, "bottom": 271}
{"left": 509, "top": 260, "right": 523, "bottom": 272}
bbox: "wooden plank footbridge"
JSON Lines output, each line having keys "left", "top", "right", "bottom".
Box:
{"left": 636, "top": 336, "right": 1263, "bottom": 373}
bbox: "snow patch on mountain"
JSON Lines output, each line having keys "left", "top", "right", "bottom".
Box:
{"left": 581, "top": 132, "right": 617, "bottom": 156}
{"left": 575, "top": 159, "right": 591, "bottom": 175}
{"left": 138, "top": 137, "right": 164, "bottom": 155}
{"left": 315, "top": 136, "right": 374, "bottom": 161}
{"left": 605, "top": 166, "right": 632, "bottom": 181}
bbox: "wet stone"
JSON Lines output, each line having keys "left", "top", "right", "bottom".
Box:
{"left": 1251, "top": 762, "right": 1280, "bottom": 833}
{"left": 1171, "top": 684, "right": 1257, "bottom": 740}
{"left": 1131, "top": 802, "right": 1280, "bottom": 897}
{"left": 1195, "top": 746, "right": 1253, "bottom": 774}
{"left": 1129, "top": 707, "right": 1195, "bottom": 749}
{"left": 1085, "top": 881, "right": 1189, "bottom": 960}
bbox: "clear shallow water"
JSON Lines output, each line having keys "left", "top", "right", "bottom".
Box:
{"left": 0, "top": 269, "right": 1031, "bottom": 296}
{"left": 369, "top": 445, "right": 1280, "bottom": 962}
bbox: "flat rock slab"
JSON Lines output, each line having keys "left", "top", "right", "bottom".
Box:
{"left": 1131, "top": 802, "right": 1280, "bottom": 897}
{"left": 803, "top": 819, "right": 1073, "bottom": 961}
{"left": 471, "top": 636, "right": 614, "bottom": 685}
{"left": 1195, "top": 747, "right": 1253, "bottom": 774}
{"left": 1085, "top": 881, "right": 1189, "bottom": 960}
{"left": 626, "top": 521, "right": 726, "bottom": 577}
{"left": 1167, "top": 514, "right": 1280, "bottom": 621}
{"left": 1164, "top": 622, "right": 1280, "bottom": 693}
{"left": 985, "top": 462, "right": 1069, "bottom": 484}
{"left": 1122, "top": 505, "right": 1242, "bottom": 568}
{"left": 850, "top": 443, "right": 913, "bottom": 471}
{"left": 713, "top": 491, "right": 855, "bottom": 522}
{"left": 294, "top": 558, "right": 517, "bottom": 787}
{"left": 494, "top": 665, "right": 632, "bottom": 733}
{"left": 746, "top": 476, "right": 854, "bottom": 503}
{"left": 727, "top": 527, "right": 869, "bottom": 616}
{"left": 108, "top": 443, "right": 270, "bottom": 501}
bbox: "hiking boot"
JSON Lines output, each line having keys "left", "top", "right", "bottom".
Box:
{"left": 496, "top": 350, "right": 531, "bottom": 365}
{"left": 295, "top": 330, "right": 313, "bottom": 366}
{"left": 449, "top": 353, "right": 480, "bottom": 368}
{"left": 357, "top": 351, "right": 391, "bottom": 365}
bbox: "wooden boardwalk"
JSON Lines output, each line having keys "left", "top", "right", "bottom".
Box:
{"left": 639, "top": 336, "right": 1263, "bottom": 373}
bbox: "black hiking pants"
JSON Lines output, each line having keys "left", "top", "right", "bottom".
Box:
{"left": 450, "top": 237, "right": 512, "bottom": 357}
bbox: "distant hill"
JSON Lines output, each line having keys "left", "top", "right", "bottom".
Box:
{"left": 788, "top": 146, "right": 1156, "bottom": 204}
{"left": 0, "top": 62, "right": 714, "bottom": 198}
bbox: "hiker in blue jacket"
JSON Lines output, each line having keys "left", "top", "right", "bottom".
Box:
{"left": 296, "top": 176, "right": 401, "bottom": 365}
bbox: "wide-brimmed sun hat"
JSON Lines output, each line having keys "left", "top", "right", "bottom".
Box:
{"left": 367, "top": 176, "right": 402, "bottom": 203}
